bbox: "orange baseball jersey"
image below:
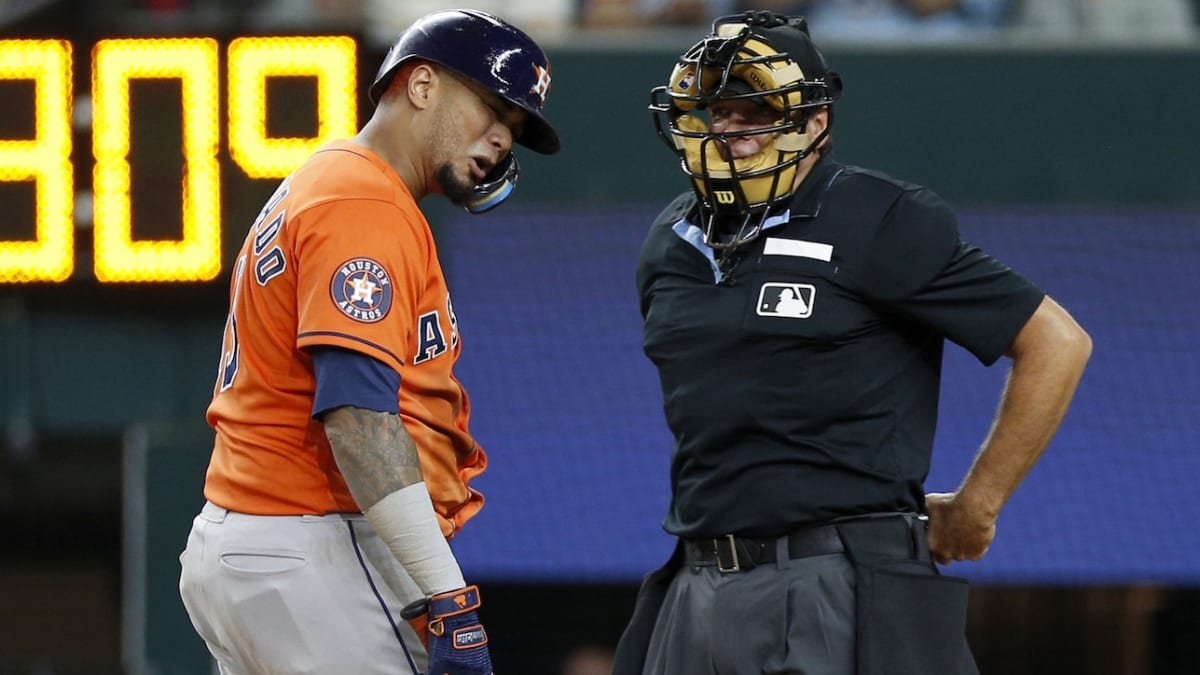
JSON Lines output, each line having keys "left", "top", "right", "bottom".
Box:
{"left": 204, "top": 140, "right": 485, "bottom": 537}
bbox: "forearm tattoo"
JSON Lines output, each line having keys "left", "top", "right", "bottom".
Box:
{"left": 323, "top": 406, "right": 424, "bottom": 510}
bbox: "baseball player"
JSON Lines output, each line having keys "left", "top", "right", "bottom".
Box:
{"left": 612, "top": 11, "right": 1092, "bottom": 674}
{"left": 178, "top": 10, "right": 559, "bottom": 674}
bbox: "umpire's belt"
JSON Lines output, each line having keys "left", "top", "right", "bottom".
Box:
{"left": 683, "top": 514, "right": 929, "bottom": 573}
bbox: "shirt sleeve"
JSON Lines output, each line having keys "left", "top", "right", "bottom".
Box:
{"left": 310, "top": 346, "right": 401, "bottom": 418}
{"left": 860, "top": 188, "right": 1045, "bottom": 365}
{"left": 292, "top": 198, "right": 429, "bottom": 372}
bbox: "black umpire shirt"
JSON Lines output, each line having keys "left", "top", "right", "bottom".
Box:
{"left": 637, "top": 154, "right": 1045, "bottom": 539}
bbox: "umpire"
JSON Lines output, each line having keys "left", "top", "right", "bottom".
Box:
{"left": 613, "top": 11, "right": 1092, "bottom": 675}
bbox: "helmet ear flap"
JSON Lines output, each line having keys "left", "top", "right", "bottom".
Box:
{"left": 463, "top": 154, "right": 519, "bottom": 214}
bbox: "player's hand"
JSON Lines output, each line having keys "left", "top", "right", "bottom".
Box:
{"left": 401, "top": 585, "right": 493, "bottom": 675}
{"left": 924, "top": 491, "right": 997, "bottom": 565}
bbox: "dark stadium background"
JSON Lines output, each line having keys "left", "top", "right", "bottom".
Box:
{"left": 1, "top": 1, "right": 1198, "bottom": 673}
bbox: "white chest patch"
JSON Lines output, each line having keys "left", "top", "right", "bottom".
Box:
{"left": 763, "top": 237, "right": 833, "bottom": 262}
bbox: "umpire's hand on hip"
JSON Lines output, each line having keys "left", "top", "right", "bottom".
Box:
{"left": 924, "top": 491, "right": 997, "bottom": 565}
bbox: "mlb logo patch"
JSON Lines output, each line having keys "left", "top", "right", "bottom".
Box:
{"left": 677, "top": 68, "right": 696, "bottom": 91}
{"left": 756, "top": 282, "right": 815, "bottom": 318}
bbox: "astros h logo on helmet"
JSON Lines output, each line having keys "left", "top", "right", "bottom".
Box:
{"left": 530, "top": 64, "right": 551, "bottom": 107}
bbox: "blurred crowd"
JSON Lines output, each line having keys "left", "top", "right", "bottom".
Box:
{"left": 117, "top": 0, "right": 1199, "bottom": 46}
{"left": 577, "top": 0, "right": 1199, "bottom": 42}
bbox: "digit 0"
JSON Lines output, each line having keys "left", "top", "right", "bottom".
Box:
{"left": 92, "top": 37, "right": 222, "bottom": 282}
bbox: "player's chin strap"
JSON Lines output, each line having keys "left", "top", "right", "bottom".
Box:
{"left": 463, "top": 153, "right": 519, "bottom": 214}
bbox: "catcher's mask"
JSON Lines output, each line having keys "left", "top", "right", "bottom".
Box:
{"left": 650, "top": 11, "right": 843, "bottom": 248}
{"left": 370, "top": 9, "right": 560, "bottom": 213}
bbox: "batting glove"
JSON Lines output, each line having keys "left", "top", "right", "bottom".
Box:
{"left": 401, "top": 585, "right": 492, "bottom": 675}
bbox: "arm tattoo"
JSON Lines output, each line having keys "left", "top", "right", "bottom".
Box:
{"left": 323, "top": 406, "right": 424, "bottom": 510}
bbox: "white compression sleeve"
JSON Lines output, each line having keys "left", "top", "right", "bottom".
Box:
{"left": 364, "top": 482, "right": 466, "bottom": 596}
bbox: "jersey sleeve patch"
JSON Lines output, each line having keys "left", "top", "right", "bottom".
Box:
{"left": 330, "top": 257, "right": 394, "bottom": 323}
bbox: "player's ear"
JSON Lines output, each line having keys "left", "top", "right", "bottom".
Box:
{"left": 406, "top": 63, "right": 436, "bottom": 110}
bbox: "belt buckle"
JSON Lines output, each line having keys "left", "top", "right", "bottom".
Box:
{"left": 715, "top": 534, "right": 741, "bottom": 573}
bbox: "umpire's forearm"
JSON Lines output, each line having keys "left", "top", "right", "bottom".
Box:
{"left": 956, "top": 296, "right": 1092, "bottom": 516}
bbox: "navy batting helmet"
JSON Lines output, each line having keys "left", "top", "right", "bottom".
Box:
{"left": 369, "top": 9, "right": 560, "bottom": 156}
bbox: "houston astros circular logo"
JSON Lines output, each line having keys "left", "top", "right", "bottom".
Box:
{"left": 330, "top": 257, "right": 393, "bottom": 323}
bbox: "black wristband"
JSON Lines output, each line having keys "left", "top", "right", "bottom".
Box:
{"left": 400, "top": 597, "right": 429, "bottom": 621}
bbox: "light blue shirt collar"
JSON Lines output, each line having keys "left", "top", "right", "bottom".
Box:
{"left": 672, "top": 209, "right": 792, "bottom": 283}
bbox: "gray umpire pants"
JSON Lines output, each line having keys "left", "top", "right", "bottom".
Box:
{"left": 643, "top": 546, "right": 856, "bottom": 675}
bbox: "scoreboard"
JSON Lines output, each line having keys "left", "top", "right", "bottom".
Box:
{"left": 0, "top": 35, "right": 359, "bottom": 284}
